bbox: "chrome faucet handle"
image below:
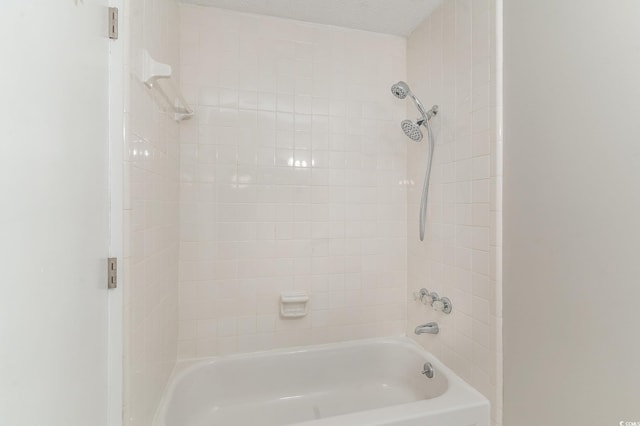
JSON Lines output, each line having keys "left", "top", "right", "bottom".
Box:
{"left": 415, "top": 289, "right": 453, "bottom": 314}
{"left": 439, "top": 297, "right": 452, "bottom": 314}
{"left": 418, "top": 288, "right": 430, "bottom": 305}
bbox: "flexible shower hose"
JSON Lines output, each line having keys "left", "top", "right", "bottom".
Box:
{"left": 419, "top": 117, "right": 435, "bottom": 242}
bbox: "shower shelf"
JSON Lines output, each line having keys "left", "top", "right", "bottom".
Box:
{"left": 140, "top": 50, "right": 194, "bottom": 122}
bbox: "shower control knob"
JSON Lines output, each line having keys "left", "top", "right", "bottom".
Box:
{"left": 417, "top": 288, "right": 430, "bottom": 304}
{"left": 432, "top": 300, "right": 445, "bottom": 312}
{"left": 440, "top": 297, "right": 453, "bottom": 314}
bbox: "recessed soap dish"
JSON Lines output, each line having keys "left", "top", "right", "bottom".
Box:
{"left": 280, "top": 292, "right": 309, "bottom": 318}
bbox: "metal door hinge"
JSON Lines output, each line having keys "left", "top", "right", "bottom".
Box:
{"left": 108, "top": 7, "right": 118, "bottom": 40}
{"left": 107, "top": 257, "right": 118, "bottom": 289}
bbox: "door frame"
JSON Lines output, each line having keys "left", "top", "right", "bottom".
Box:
{"left": 107, "top": 0, "right": 125, "bottom": 424}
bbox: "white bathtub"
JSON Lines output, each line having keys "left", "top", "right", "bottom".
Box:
{"left": 154, "top": 337, "right": 489, "bottom": 426}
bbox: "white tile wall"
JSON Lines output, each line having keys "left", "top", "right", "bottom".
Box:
{"left": 405, "top": 0, "right": 502, "bottom": 425}
{"left": 177, "top": 5, "right": 409, "bottom": 359}
{"left": 122, "top": 2, "right": 503, "bottom": 423}
{"left": 123, "top": 0, "right": 181, "bottom": 424}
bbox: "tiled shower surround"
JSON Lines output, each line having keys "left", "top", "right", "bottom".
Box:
{"left": 123, "top": 0, "right": 180, "bottom": 424}
{"left": 176, "top": 6, "right": 409, "bottom": 358}
{"left": 405, "top": 0, "right": 503, "bottom": 425}
{"left": 123, "top": 2, "right": 502, "bottom": 425}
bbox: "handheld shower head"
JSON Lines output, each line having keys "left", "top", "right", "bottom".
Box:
{"left": 391, "top": 81, "right": 410, "bottom": 99}
{"left": 391, "top": 81, "right": 429, "bottom": 122}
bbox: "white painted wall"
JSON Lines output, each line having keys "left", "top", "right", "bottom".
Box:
{"left": 504, "top": 0, "right": 640, "bottom": 424}
{"left": 0, "top": 1, "right": 111, "bottom": 425}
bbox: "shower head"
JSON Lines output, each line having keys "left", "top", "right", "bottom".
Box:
{"left": 391, "top": 81, "right": 411, "bottom": 99}
{"left": 401, "top": 119, "right": 423, "bottom": 142}
{"left": 391, "top": 81, "right": 438, "bottom": 142}
{"left": 391, "top": 80, "right": 430, "bottom": 122}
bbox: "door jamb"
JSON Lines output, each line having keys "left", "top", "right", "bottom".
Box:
{"left": 107, "top": 0, "right": 125, "bottom": 424}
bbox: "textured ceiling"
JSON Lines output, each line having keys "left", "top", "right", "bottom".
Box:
{"left": 178, "top": 0, "right": 442, "bottom": 36}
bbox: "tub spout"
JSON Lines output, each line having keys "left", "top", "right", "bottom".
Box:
{"left": 414, "top": 322, "right": 439, "bottom": 335}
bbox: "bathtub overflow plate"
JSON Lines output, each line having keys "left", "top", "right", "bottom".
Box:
{"left": 421, "top": 362, "right": 434, "bottom": 379}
